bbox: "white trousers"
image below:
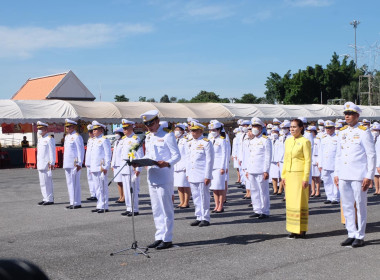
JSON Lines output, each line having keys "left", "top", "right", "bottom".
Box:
{"left": 64, "top": 168, "right": 81, "bottom": 206}
{"left": 190, "top": 182, "right": 211, "bottom": 222}
{"left": 149, "top": 183, "right": 174, "bottom": 242}
{"left": 38, "top": 170, "right": 54, "bottom": 202}
{"left": 93, "top": 171, "right": 109, "bottom": 210}
{"left": 321, "top": 170, "right": 340, "bottom": 201}
{"left": 122, "top": 174, "right": 140, "bottom": 212}
{"left": 248, "top": 173, "right": 270, "bottom": 215}
{"left": 339, "top": 180, "right": 367, "bottom": 239}
{"left": 86, "top": 167, "right": 96, "bottom": 197}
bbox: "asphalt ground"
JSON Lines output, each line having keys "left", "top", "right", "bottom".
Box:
{"left": 1, "top": 165, "right": 380, "bottom": 280}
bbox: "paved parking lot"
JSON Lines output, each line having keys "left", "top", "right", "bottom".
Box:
{"left": 1, "top": 166, "right": 380, "bottom": 280}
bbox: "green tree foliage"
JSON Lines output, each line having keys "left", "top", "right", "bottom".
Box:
{"left": 190, "top": 90, "right": 230, "bottom": 103}
{"left": 139, "top": 96, "right": 146, "bottom": 102}
{"left": 170, "top": 96, "right": 177, "bottom": 103}
{"left": 146, "top": 98, "right": 156, "bottom": 102}
{"left": 177, "top": 98, "right": 188, "bottom": 103}
{"left": 114, "top": 94, "right": 129, "bottom": 102}
{"left": 160, "top": 94, "right": 171, "bottom": 103}
{"left": 235, "top": 93, "right": 265, "bottom": 104}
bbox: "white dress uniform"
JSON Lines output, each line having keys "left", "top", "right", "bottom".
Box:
{"left": 90, "top": 129, "right": 112, "bottom": 211}
{"left": 186, "top": 135, "right": 214, "bottom": 222}
{"left": 311, "top": 135, "right": 321, "bottom": 177}
{"left": 210, "top": 135, "right": 227, "bottom": 190}
{"left": 63, "top": 127, "right": 85, "bottom": 207}
{"left": 174, "top": 135, "right": 190, "bottom": 187}
{"left": 374, "top": 133, "right": 380, "bottom": 176}
{"left": 111, "top": 138, "right": 123, "bottom": 183}
{"left": 120, "top": 132, "right": 143, "bottom": 213}
{"left": 37, "top": 127, "right": 56, "bottom": 203}
{"left": 318, "top": 131, "right": 339, "bottom": 202}
{"left": 142, "top": 120, "right": 181, "bottom": 243}
{"left": 278, "top": 131, "right": 290, "bottom": 178}
{"left": 270, "top": 134, "right": 281, "bottom": 180}
{"left": 85, "top": 135, "right": 96, "bottom": 198}
{"left": 224, "top": 133, "right": 231, "bottom": 183}
{"left": 232, "top": 132, "right": 240, "bottom": 169}
{"left": 243, "top": 131, "right": 272, "bottom": 216}
{"left": 335, "top": 104, "right": 376, "bottom": 240}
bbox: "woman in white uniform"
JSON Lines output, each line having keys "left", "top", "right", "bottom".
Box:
{"left": 270, "top": 126, "right": 281, "bottom": 194}
{"left": 111, "top": 127, "right": 124, "bottom": 203}
{"left": 208, "top": 121, "right": 227, "bottom": 213}
{"left": 371, "top": 124, "right": 380, "bottom": 195}
{"left": 307, "top": 126, "right": 321, "bottom": 197}
{"left": 174, "top": 123, "right": 191, "bottom": 208}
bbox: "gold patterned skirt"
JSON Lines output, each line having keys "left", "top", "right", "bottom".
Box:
{"left": 285, "top": 171, "right": 309, "bottom": 234}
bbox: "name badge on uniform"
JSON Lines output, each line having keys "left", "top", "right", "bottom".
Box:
{"left": 157, "top": 139, "right": 164, "bottom": 142}
{"left": 196, "top": 144, "right": 204, "bottom": 150}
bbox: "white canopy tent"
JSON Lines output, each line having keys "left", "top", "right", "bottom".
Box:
{"left": 1, "top": 100, "right": 380, "bottom": 124}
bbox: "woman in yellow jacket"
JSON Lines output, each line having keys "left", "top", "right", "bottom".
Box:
{"left": 282, "top": 119, "right": 312, "bottom": 238}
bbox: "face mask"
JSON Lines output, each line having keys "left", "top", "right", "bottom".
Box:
{"left": 372, "top": 131, "right": 380, "bottom": 137}
{"left": 282, "top": 128, "right": 289, "bottom": 135}
{"left": 272, "top": 133, "right": 279, "bottom": 139}
{"left": 242, "top": 127, "right": 248, "bottom": 133}
{"left": 239, "top": 126, "right": 243, "bottom": 131}
{"left": 267, "top": 129, "right": 272, "bottom": 135}
{"left": 115, "top": 134, "right": 121, "bottom": 140}
{"left": 318, "top": 126, "right": 324, "bottom": 131}
{"left": 209, "top": 131, "right": 218, "bottom": 138}
{"left": 252, "top": 128, "right": 260, "bottom": 136}
{"left": 37, "top": 130, "right": 43, "bottom": 135}
{"left": 174, "top": 131, "right": 182, "bottom": 138}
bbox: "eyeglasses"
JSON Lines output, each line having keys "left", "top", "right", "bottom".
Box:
{"left": 344, "top": 111, "right": 356, "bottom": 116}
{"left": 144, "top": 120, "right": 156, "bottom": 127}
{"left": 93, "top": 128, "right": 100, "bottom": 131}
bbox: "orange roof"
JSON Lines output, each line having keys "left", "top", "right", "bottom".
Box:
{"left": 12, "top": 73, "right": 67, "bottom": 100}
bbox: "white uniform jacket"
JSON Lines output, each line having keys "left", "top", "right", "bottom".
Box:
{"left": 243, "top": 134, "right": 272, "bottom": 174}
{"left": 318, "top": 133, "right": 338, "bottom": 171}
{"left": 224, "top": 134, "right": 231, "bottom": 170}
{"left": 144, "top": 126, "right": 181, "bottom": 185}
{"left": 120, "top": 133, "right": 144, "bottom": 175}
{"left": 211, "top": 136, "right": 227, "bottom": 170}
{"left": 37, "top": 134, "right": 56, "bottom": 171}
{"left": 335, "top": 124, "right": 376, "bottom": 180}
{"left": 111, "top": 139, "right": 123, "bottom": 168}
{"left": 375, "top": 136, "right": 380, "bottom": 171}
{"left": 271, "top": 138, "right": 282, "bottom": 163}
{"left": 174, "top": 136, "right": 188, "bottom": 172}
{"left": 85, "top": 137, "right": 94, "bottom": 167}
{"left": 186, "top": 136, "right": 214, "bottom": 183}
{"left": 63, "top": 131, "right": 84, "bottom": 169}
{"left": 312, "top": 136, "right": 320, "bottom": 166}
{"left": 278, "top": 133, "right": 290, "bottom": 163}
{"left": 89, "top": 135, "right": 112, "bottom": 173}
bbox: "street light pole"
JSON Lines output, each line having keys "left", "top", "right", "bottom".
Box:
{"left": 350, "top": 20, "right": 360, "bottom": 69}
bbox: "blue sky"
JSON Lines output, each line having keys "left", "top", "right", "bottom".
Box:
{"left": 0, "top": 0, "right": 379, "bottom": 102}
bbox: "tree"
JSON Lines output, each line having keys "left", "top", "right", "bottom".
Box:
{"left": 170, "top": 96, "right": 177, "bottom": 103}
{"left": 114, "top": 94, "right": 129, "bottom": 102}
{"left": 235, "top": 93, "right": 265, "bottom": 104}
{"left": 190, "top": 90, "right": 230, "bottom": 103}
{"left": 146, "top": 98, "right": 156, "bottom": 102}
{"left": 139, "top": 96, "right": 146, "bottom": 102}
{"left": 160, "top": 94, "right": 171, "bottom": 103}
{"left": 177, "top": 98, "right": 188, "bottom": 103}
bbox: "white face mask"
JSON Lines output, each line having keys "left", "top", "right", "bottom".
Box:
{"left": 174, "top": 131, "right": 182, "bottom": 138}
{"left": 209, "top": 131, "right": 218, "bottom": 138}
{"left": 372, "top": 131, "right": 380, "bottom": 137}
{"left": 272, "top": 133, "right": 279, "bottom": 139}
{"left": 37, "top": 130, "right": 43, "bottom": 135}
{"left": 242, "top": 127, "right": 248, "bottom": 133}
{"left": 267, "top": 129, "right": 272, "bottom": 135}
{"left": 318, "top": 126, "right": 324, "bottom": 131}
{"left": 282, "top": 128, "right": 289, "bottom": 135}
{"left": 252, "top": 128, "right": 260, "bottom": 136}
{"left": 115, "top": 134, "right": 121, "bottom": 140}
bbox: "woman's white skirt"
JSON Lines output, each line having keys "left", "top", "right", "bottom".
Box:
{"left": 113, "top": 166, "right": 123, "bottom": 183}
{"left": 311, "top": 165, "right": 320, "bottom": 177}
{"left": 174, "top": 170, "right": 190, "bottom": 187}
{"left": 269, "top": 162, "right": 280, "bottom": 179}
{"left": 210, "top": 169, "right": 226, "bottom": 190}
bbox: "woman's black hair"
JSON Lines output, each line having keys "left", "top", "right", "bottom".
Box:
{"left": 117, "top": 131, "right": 124, "bottom": 137}
{"left": 290, "top": 119, "right": 305, "bottom": 135}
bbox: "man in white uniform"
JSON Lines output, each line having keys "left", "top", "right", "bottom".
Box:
{"left": 334, "top": 102, "right": 376, "bottom": 248}
{"left": 85, "top": 124, "right": 97, "bottom": 201}
{"left": 36, "top": 121, "right": 56, "bottom": 206}
{"left": 186, "top": 121, "right": 214, "bottom": 226}
{"left": 90, "top": 121, "right": 112, "bottom": 213}
{"left": 244, "top": 118, "right": 272, "bottom": 219}
{"left": 63, "top": 119, "right": 84, "bottom": 209}
{"left": 140, "top": 110, "right": 181, "bottom": 250}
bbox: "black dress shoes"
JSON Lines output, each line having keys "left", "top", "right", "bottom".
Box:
{"left": 341, "top": 238, "right": 355, "bottom": 246}
{"left": 97, "top": 209, "right": 109, "bottom": 213}
{"left": 87, "top": 197, "right": 97, "bottom": 201}
{"left": 91, "top": 209, "right": 100, "bottom": 212}
{"left": 121, "top": 211, "right": 131, "bottom": 216}
{"left": 190, "top": 220, "right": 201, "bottom": 226}
{"left": 156, "top": 241, "right": 173, "bottom": 250}
{"left": 66, "top": 205, "right": 73, "bottom": 209}
{"left": 249, "top": 213, "right": 260, "bottom": 218}
{"left": 352, "top": 239, "right": 365, "bottom": 248}
{"left": 258, "top": 214, "right": 269, "bottom": 219}
{"left": 199, "top": 220, "right": 210, "bottom": 227}
{"left": 215, "top": 209, "right": 224, "bottom": 213}
{"left": 72, "top": 205, "right": 82, "bottom": 209}
{"left": 295, "top": 232, "right": 306, "bottom": 239}
{"left": 314, "top": 194, "right": 321, "bottom": 197}
{"left": 179, "top": 205, "right": 189, "bottom": 209}
{"left": 331, "top": 200, "right": 339, "bottom": 205}
{"left": 287, "top": 233, "right": 297, "bottom": 239}
{"left": 38, "top": 201, "right": 44, "bottom": 205}
{"left": 43, "top": 202, "right": 54, "bottom": 206}
{"left": 248, "top": 203, "right": 252, "bottom": 207}
{"left": 148, "top": 240, "right": 163, "bottom": 248}
{"left": 324, "top": 200, "right": 332, "bottom": 204}
{"left": 127, "top": 212, "right": 139, "bottom": 216}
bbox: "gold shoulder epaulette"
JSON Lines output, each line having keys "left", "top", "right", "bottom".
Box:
{"left": 340, "top": 125, "right": 348, "bottom": 131}
{"left": 164, "top": 128, "right": 172, "bottom": 133}
{"left": 262, "top": 135, "right": 268, "bottom": 139}
{"left": 75, "top": 132, "right": 79, "bottom": 135}
{"left": 102, "top": 136, "right": 106, "bottom": 138}
{"left": 187, "top": 138, "right": 193, "bottom": 142}
{"left": 122, "top": 136, "right": 126, "bottom": 139}
{"left": 203, "top": 138, "right": 210, "bottom": 142}
{"left": 145, "top": 131, "right": 150, "bottom": 135}
{"left": 133, "top": 135, "right": 138, "bottom": 140}
{"left": 322, "top": 135, "right": 327, "bottom": 138}
{"left": 220, "top": 136, "right": 225, "bottom": 139}
{"left": 358, "top": 125, "right": 368, "bottom": 131}
{"left": 316, "top": 136, "right": 320, "bottom": 140}
{"left": 48, "top": 135, "right": 52, "bottom": 138}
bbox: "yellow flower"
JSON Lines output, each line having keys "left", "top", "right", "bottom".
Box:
{"left": 128, "top": 152, "right": 136, "bottom": 159}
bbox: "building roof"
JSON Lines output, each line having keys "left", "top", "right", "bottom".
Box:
{"left": 11, "top": 71, "right": 96, "bottom": 101}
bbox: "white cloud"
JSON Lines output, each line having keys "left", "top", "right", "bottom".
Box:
{"left": 185, "top": 3, "right": 234, "bottom": 20}
{"left": 242, "top": 10, "right": 273, "bottom": 24}
{"left": 285, "top": 0, "right": 333, "bottom": 7}
{"left": 0, "top": 23, "right": 153, "bottom": 58}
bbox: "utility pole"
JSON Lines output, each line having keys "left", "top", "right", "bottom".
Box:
{"left": 350, "top": 20, "right": 360, "bottom": 69}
